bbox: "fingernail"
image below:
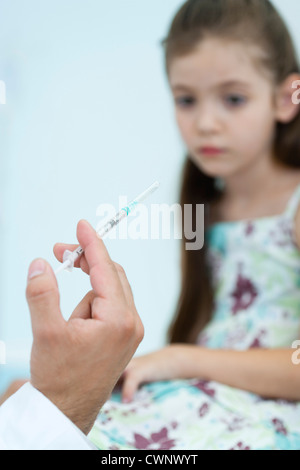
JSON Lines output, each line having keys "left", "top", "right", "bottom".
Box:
{"left": 28, "top": 259, "right": 46, "bottom": 280}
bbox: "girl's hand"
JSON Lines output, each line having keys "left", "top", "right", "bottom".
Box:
{"left": 121, "top": 345, "right": 191, "bottom": 403}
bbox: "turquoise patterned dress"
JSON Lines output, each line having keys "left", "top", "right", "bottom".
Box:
{"left": 89, "top": 184, "right": 300, "bottom": 450}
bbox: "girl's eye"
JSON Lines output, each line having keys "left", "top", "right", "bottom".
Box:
{"left": 174, "top": 96, "right": 195, "bottom": 108}
{"left": 224, "top": 94, "right": 247, "bottom": 107}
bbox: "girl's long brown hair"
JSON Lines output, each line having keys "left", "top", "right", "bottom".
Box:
{"left": 162, "top": 0, "right": 300, "bottom": 344}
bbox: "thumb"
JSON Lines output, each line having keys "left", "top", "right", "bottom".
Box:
{"left": 26, "top": 259, "right": 64, "bottom": 336}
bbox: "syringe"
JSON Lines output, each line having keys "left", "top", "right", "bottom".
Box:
{"left": 55, "top": 181, "right": 160, "bottom": 275}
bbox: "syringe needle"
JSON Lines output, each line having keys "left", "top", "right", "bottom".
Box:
{"left": 55, "top": 181, "right": 160, "bottom": 276}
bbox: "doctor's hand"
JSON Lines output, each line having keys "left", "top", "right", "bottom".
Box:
{"left": 26, "top": 220, "right": 144, "bottom": 435}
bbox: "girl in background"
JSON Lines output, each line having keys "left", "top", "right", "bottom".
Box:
{"left": 90, "top": 0, "right": 300, "bottom": 449}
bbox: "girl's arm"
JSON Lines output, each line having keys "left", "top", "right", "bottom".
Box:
{"left": 174, "top": 345, "right": 300, "bottom": 400}
{"left": 121, "top": 345, "right": 300, "bottom": 402}
{"left": 121, "top": 206, "right": 300, "bottom": 403}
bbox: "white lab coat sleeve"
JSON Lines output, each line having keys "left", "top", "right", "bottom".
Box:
{"left": 0, "top": 383, "right": 96, "bottom": 450}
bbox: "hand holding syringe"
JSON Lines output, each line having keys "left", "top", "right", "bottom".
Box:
{"left": 55, "top": 181, "right": 160, "bottom": 275}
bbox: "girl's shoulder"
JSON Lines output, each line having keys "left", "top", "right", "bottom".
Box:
{"left": 280, "top": 171, "right": 300, "bottom": 214}
{"left": 209, "top": 170, "right": 300, "bottom": 228}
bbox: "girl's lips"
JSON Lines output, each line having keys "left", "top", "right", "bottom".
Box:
{"left": 199, "top": 147, "right": 225, "bottom": 156}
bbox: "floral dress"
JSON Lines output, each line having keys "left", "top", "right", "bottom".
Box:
{"left": 89, "top": 184, "right": 300, "bottom": 450}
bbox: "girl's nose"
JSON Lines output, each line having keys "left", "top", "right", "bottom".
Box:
{"left": 195, "top": 105, "right": 220, "bottom": 135}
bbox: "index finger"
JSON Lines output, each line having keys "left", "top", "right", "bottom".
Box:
{"left": 76, "top": 220, "right": 124, "bottom": 299}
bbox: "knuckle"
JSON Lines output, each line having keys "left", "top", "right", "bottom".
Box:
{"left": 25, "top": 281, "right": 38, "bottom": 300}
{"left": 26, "top": 281, "right": 57, "bottom": 302}
{"left": 121, "top": 313, "right": 136, "bottom": 336}
{"left": 119, "top": 311, "right": 144, "bottom": 345}
{"left": 114, "top": 262, "right": 126, "bottom": 276}
{"left": 136, "top": 320, "right": 145, "bottom": 344}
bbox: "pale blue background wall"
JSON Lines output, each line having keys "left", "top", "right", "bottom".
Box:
{"left": 0, "top": 0, "right": 300, "bottom": 391}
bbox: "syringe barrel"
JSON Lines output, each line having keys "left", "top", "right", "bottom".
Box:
{"left": 56, "top": 181, "right": 159, "bottom": 275}
{"left": 96, "top": 209, "right": 127, "bottom": 239}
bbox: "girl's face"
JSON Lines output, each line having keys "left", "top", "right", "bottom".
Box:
{"left": 168, "top": 38, "right": 279, "bottom": 179}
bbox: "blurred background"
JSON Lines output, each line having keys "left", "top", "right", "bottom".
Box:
{"left": 0, "top": 0, "right": 299, "bottom": 393}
